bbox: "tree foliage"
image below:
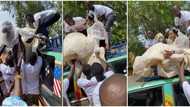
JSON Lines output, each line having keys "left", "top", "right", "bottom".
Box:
{"left": 63, "top": 1, "right": 127, "bottom": 44}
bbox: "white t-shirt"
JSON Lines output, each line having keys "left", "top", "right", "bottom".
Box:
{"left": 21, "top": 56, "right": 42, "bottom": 95}
{"left": 63, "top": 78, "right": 70, "bottom": 106}
{"left": 174, "top": 31, "right": 189, "bottom": 49}
{"left": 0, "top": 64, "right": 15, "bottom": 92}
{"left": 92, "top": 81, "right": 103, "bottom": 106}
{"left": 182, "top": 81, "right": 190, "bottom": 104}
{"left": 174, "top": 10, "right": 190, "bottom": 27}
{"left": 91, "top": 5, "right": 113, "bottom": 18}
{"left": 77, "top": 76, "right": 98, "bottom": 103}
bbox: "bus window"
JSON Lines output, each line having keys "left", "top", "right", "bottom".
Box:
{"left": 128, "top": 87, "right": 163, "bottom": 106}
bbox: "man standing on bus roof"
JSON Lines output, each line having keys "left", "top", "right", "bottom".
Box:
{"left": 86, "top": 2, "right": 116, "bottom": 47}
{"left": 172, "top": 5, "right": 190, "bottom": 33}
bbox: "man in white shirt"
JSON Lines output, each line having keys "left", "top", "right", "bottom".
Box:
{"left": 34, "top": 9, "right": 60, "bottom": 38}
{"left": 64, "top": 15, "right": 87, "bottom": 35}
{"left": 0, "top": 52, "right": 15, "bottom": 96}
{"left": 77, "top": 64, "right": 97, "bottom": 105}
{"left": 92, "top": 80, "right": 103, "bottom": 106}
{"left": 91, "top": 63, "right": 106, "bottom": 106}
{"left": 87, "top": 3, "right": 116, "bottom": 46}
{"left": 173, "top": 5, "right": 190, "bottom": 30}
{"left": 21, "top": 52, "right": 42, "bottom": 105}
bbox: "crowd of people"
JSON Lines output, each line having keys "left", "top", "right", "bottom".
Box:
{"left": 63, "top": 51, "right": 126, "bottom": 106}
{"left": 63, "top": 2, "right": 126, "bottom": 106}
{"left": 136, "top": 5, "right": 190, "bottom": 105}
{"left": 0, "top": 9, "right": 60, "bottom": 106}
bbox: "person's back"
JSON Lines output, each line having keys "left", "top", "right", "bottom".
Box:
{"left": 77, "top": 64, "right": 97, "bottom": 105}
{"left": 92, "top": 80, "right": 103, "bottom": 106}
{"left": 21, "top": 52, "right": 42, "bottom": 94}
{"left": 34, "top": 9, "right": 60, "bottom": 37}
{"left": 21, "top": 52, "right": 42, "bottom": 105}
{"left": 90, "top": 63, "right": 106, "bottom": 106}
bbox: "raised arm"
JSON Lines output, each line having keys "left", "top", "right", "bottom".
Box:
{"left": 77, "top": 66, "right": 83, "bottom": 79}
{"left": 178, "top": 60, "right": 185, "bottom": 82}
{"left": 95, "top": 48, "right": 108, "bottom": 70}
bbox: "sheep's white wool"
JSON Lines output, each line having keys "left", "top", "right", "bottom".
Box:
{"left": 63, "top": 32, "right": 96, "bottom": 64}
{"left": 133, "top": 43, "right": 183, "bottom": 79}
{"left": 0, "top": 21, "right": 18, "bottom": 48}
